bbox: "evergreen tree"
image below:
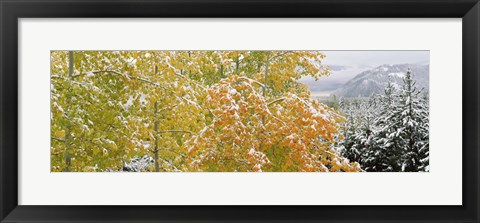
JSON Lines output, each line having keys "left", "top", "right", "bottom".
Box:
{"left": 337, "top": 69, "right": 430, "bottom": 172}
{"left": 369, "top": 82, "right": 403, "bottom": 171}
{"left": 396, "top": 69, "right": 429, "bottom": 171}
{"left": 337, "top": 98, "right": 362, "bottom": 163}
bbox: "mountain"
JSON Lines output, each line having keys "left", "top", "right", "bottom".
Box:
{"left": 332, "top": 64, "right": 429, "bottom": 97}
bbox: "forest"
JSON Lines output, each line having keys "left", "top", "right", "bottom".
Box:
{"left": 335, "top": 72, "right": 429, "bottom": 172}
{"left": 50, "top": 51, "right": 429, "bottom": 172}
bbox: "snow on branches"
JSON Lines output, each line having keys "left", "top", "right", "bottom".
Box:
{"left": 51, "top": 51, "right": 361, "bottom": 172}
{"left": 337, "top": 69, "right": 429, "bottom": 172}
{"left": 186, "top": 75, "right": 361, "bottom": 172}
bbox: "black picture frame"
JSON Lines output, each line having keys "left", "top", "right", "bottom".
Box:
{"left": 1, "top": 0, "right": 479, "bottom": 222}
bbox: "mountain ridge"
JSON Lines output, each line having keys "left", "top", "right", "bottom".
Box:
{"left": 331, "top": 64, "right": 429, "bottom": 97}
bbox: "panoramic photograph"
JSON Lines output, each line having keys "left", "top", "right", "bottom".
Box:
{"left": 50, "top": 50, "right": 429, "bottom": 172}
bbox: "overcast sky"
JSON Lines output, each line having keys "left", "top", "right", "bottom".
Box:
{"left": 321, "top": 51, "right": 429, "bottom": 67}
{"left": 299, "top": 51, "right": 429, "bottom": 96}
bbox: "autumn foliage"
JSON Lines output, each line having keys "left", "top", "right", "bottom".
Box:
{"left": 50, "top": 51, "right": 361, "bottom": 172}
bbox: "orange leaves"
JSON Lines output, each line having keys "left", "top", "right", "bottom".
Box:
{"left": 265, "top": 92, "right": 360, "bottom": 172}
{"left": 51, "top": 50, "right": 360, "bottom": 172}
{"left": 186, "top": 75, "right": 272, "bottom": 171}
{"left": 186, "top": 75, "right": 360, "bottom": 172}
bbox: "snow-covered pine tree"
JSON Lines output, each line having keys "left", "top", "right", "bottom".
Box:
{"left": 396, "top": 69, "right": 429, "bottom": 171}
{"left": 351, "top": 95, "right": 384, "bottom": 171}
{"left": 337, "top": 69, "right": 429, "bottom": 172}
{"left": 337, "top": 98, "right": 363, "bottom": 163}
{"left": 419, "top": 93, "right": 430, "bottom": 171}
{"left": 337, "top": 96, "right": 379, "bottom": 169}
{"left": 369, "top": 81, "right": 404, "bottom": 171}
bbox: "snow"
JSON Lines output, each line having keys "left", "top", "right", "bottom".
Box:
{"left": 337, "top": 70, "right": 429, "bottom": 172}
{"left": 139, "top": 93, "right": 147, "bottom": 104}
{"left": 122, "top": 95, "right": 135, "bottom": 110}
{"left": 229, "top": 89, "right": 238, "bottom": 95}
{"left": 128, "top": 57, "right": 137, "bottom": 65}
{"left": 182, "top": 85, "right": 192, "bottom": 91}
{"left": 53, "top": 102, "right": 64, "bottom": 113}
{"left": 388, "top": 72, "right": 404, "bottom": 78}
{"left": 108, "top": 155, "right": 154, "bottom": 172}
{"left": 82, "top": 124, "right": 90, "bottom": 132}
{"left": 143, "top": 142, "right": 151, "bottom": 148}
{"left": 286, "top": 134, "right": 296, "bottom": 141}
{"left": 253, "top": 164, "right": 262, "bottom": 171}
{"left": 104, "top": 139, "right": 115, "bottom": 145}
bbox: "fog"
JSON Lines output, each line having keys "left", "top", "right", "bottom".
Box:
{"left": 299, "top": 51, "right": 430, "bottom": 96}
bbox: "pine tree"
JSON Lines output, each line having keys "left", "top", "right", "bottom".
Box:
{"left": 368, "top": 82, "right": 403, "bottom": 171}
{"left": 396, "top": 69, "right": 429, "bottom": 171}
{"left": 337, "top": 70, "right": 430, "bottom": 172}
{"left": 337, "top": 98, "right": 362, "bottom": 163}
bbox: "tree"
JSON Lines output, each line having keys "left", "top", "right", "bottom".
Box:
{"left": 365, "top": 82, "right": 403, "bottom": 172}
{"left": 337, "top": 70, "right": 430, "bottom": 172}
{"left": 51, "top": 51, "right": 204, "bottom": 172}
{"left": 186, "top": 76, "right": 360, "bottom": 172}
{"left": 395, "top": 69, "right": 429, "bottom": 171}
{"left": 51, "top": 50, "right": 360, "bottom": 172}
{"left": 337, "top": 98, "right": 362, "bottom": 163}
{"left": 182, "top": 51, "right": 359, "bottom": 172}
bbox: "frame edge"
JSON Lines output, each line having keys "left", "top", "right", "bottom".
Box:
{"left": 1, "top": 0, "right": 479, "bottom": 222}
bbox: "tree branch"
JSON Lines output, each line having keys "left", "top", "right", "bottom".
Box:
{"left": 270, "top": 51, "right": 293, "bottom": 60}
{"left": 173, "top": 72, "right": 207, "bottom": 91}
{"left": 152, "top": 148, "right": 186, "bottom": 158}
{"left": 51, "top": 136, "right": 65, "bottom": 143}
{"left": 157, "top": 130, "right": 194, "bottom": 135}
{"left": 268, "top": 97, "right": 286, "bottom": 106}
{"left": 92, "top": 70, "right": 168, "bottom": 90}
{"left": 237, "top": 76, "right": 265, "bottom": 88}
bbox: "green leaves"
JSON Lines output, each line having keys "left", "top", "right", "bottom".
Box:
{"left": 51, "top": 51, "right": 359, "bottom": 172}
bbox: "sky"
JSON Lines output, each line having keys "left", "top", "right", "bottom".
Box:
{"left": 299, "top": 51, "right": 430, "bottom": 96}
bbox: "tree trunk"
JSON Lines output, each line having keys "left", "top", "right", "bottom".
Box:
{"left": 154, "top": 65, "right": 160, "bottom": 172}
{"left": 259, "top": 53, "right": 270, "bottom": 153}
{"left": 263, "top": 53, "right": 270, "bottom": 97}
{"left": 406, "top": 71, "right": 417, "bottom": 172}
{"left": 220, "top": 63, "right": 224, "bottom": 78}
{"left": 235, "top": 54, "right": 240, "bottom": 74}
{"left": 63, "top": 51, "right": 74, "bottom": 172}
{"left": 154, "top": 101, "right": 159, "bottom": 172}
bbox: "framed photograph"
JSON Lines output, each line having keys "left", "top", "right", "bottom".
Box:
{"left": 1, "top": 0, "right": 479, "bottom": 222}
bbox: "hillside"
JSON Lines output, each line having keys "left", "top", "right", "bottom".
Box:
{"left": 332, "top": 64, "right": 429, "bottom": 97}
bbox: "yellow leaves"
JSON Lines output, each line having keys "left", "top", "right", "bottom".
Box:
{"left": 107, "top": 141, "right": 117, "bottom": 151}
{"left": 50, "top": 50, "right": 360, "bottom": 172}
{"left": 54, "top": 130, "right": 65, "bottom": 138}
{"left": 92, "top": 147, "right": 101, "bottom": 156}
